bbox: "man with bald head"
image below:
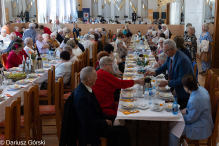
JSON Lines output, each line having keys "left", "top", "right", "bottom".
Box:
{"left": 36, "top": 34, "right": 50, "bottom": 54}
{"left": 70, "top": 66, "right": 131, "bottom": 146}
{"left": 52, "top": 19, "right": 66, "bottom": 32}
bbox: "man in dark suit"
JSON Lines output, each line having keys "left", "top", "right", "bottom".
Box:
{"left": 73, "top": 67, "right": 131, "bottom": 146}
{"left": 56, "top": 29, "right": 64, "bottom": 44}
{"left": 145, "top": 39, "right": 194, "bottom": 109}
{"left": 132, "top": 11, "right": 137, "bottom": 24}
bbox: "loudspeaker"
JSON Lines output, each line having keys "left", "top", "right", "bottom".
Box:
{"left": 77, "top": 11, "right": 83, "bottom": 18}
{"left": 162, "top": 12, "right": 166, "bottom": 19}
{"left": 153, "top": 12, "right": 159, "bottom": 19}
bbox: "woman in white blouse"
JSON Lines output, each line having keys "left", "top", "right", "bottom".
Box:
{"left": 161, "top": 24, "right": 169, "bottom": 39}
{"left": 24, "top": 37, "right": 34, "bottom": 56}
{"left": 66, "top": 39, "right": 82, "bottom": 57}
{"left": 63, "top": 45, "right": 78, "bottom": 64}
{"left": 55, "top": 51, "right": 72, "bottom": 85}
{"left": 0, "top": 29, "right": 11, "bottom": 43}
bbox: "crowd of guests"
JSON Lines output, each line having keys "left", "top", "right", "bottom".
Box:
{"left": 0, "top": 19, "right": 215, "bottom": 146}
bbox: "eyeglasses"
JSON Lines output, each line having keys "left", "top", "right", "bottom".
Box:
{"left": 106, "top": 64, "right": 113, "bottom": 67}
{"left": 163, "top": 48, "right": 173, "bottom": 53}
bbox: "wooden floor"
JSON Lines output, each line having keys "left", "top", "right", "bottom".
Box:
{"left": 40, "top": 58, "right": 215, "bottom": 146}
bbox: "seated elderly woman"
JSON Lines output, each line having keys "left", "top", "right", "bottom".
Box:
{"left": 14, "top": 26, "right": 22, "bottom": 38}
{"left": 169, "top": 74, "right": 214, "bottom": 146}
{"left": 48, "top": 33, "right": 60, "bottom": 49}
{"left": 55, "top": 51, "right": 72, "bottom": 85}
{"left": 73, "top": 38, "right": 84, "bottom": 53}
{"left": 173, "top": 36, "right": 192, "bottom": 62}
{"left": 161, "top": 24, "right": 169, "bottom": 39}
{"left": 92, "top": 56, "right": 145, "bottom": 116}
{"left": 147, "top": 30, "right": 154, "bottom": 40}
{"left": 59, "top": 38, "right": 69, "bottom": 51}
{"left": 66, "top": 39, "right": 82, "bottom": 57}
{"left": 116, "top": 39, "right": 127, "bottom": 60}
{"left": 88, "top": 28, "right": 95, "bottom": 35}
{"left": 95, "top": 51, "right": 110, "bottom": 71}
{"left": 0, "top": 29, "right": 11, "bottom": 43}
{"left": 90, "top": 35, "right": 95, "bottom": 43}
{"left": 152, "top": 38, "right": 165, "bottom": 60}
{"left": 83, "top": 34, "right": 94, "bottom": 59}
{"left": 63, "top": 45, "right": 78, "bottom": 64}
{"left": 24, "top": 37, "right": 34, "bottom": 56}
{"left": 7, "top": 43, "right": 23, "bottom": 69}
{"left": 154, "top": 53, "right": 168, "bottom": 80}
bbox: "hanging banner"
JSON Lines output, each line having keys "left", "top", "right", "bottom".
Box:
{"left": 82, "top": 8, "right": 90, "bottom": 22}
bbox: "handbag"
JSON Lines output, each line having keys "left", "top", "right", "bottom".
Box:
{"left": 199, "top": 40, "right": 210, "bottom": 62}
{"left": 200, "top": 52, "right": 210, "bottom": 62}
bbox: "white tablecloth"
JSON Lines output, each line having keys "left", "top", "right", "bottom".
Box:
{"left": 0, "top": 60, "right": 62, "bottom": 123}
{"left": 115, "top": 49, "right": 185, "bottom": 138}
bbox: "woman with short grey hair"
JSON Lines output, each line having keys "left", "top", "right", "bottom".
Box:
{"left": 154, "top": 53, "right": 167, "bottom": 68}
{"left": 84, "top": 34, "right": 94, "bottom": 59}
{"left": 199, "top": 23, "right": 213, "bottom": 75}
{"left": 14, "top": 26, "right": 23, "bottom": 38}
{"left": 24, "top": 37, "right": 34, "bottom": 56}
{"left": 0, "top": 29, "right": 10, "bottom": 43}
{"left": 184, "top": 26, "right": 197, "bottom": 61}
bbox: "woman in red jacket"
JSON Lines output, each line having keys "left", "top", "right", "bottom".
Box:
{"left": 7, "top": 43, "right": 23, "bottom": 69}
{"left": 92, "top": 56, "right": 145, "bottom": 116}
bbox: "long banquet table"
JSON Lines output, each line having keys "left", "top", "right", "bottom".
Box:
{"left": 0, "top": 60, "right": 62, "bottom": 123}
{"left": 115, "top": 46, "right": 185, "bottom": 146}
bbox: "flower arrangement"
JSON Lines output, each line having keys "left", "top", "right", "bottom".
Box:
{"left": 29, "top": 51, "right": 37, "bottom": 60}
{"left": 134, "top": 58, "right": 149, "bottom": 67}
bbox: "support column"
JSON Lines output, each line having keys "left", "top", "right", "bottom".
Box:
{"left": 111, "top": 0, "right": 115, "bottom": 20}
{"left": 166, "top": 3, "right": 170, "bottom": 24}
{"left": 78, "top": 0, "right": 82, "bottom": 11}
{"left": 137, "top": 0, "right": 141, "bottom": 18}
{"left": 98, "top": 0, "right": 102, "bottom": 16}
{"left": 125, "top": 0, "right": 129, "bottom": 19}
{"left": 212, "top": 0, "right": 219, "bottom": 68}
{"left": 35, "top": 0, "right": 38, "bottom": 23}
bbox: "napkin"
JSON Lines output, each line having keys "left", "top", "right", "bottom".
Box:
{"left": 5, "top": 94, "right": 12, "bottom": 97}
{"left": 122, "top": 111, "right": 139, "bottom": 115}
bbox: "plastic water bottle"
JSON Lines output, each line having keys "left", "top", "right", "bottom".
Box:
{"left": 148, "top": 88, "right": 153, "bottom": 105}
{"left": 172, "top": 96, "right": 178, "bottom": 115}
{"left": 152, "top": 87, "right": 157, "bottom": 101}
{"left": 144, "top": 89, "right": 149, "bottom": 101}
{"left": 137, "top": 50, "right": 139, "bottom": 56}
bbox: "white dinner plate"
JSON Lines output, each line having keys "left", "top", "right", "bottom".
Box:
{"left": 123, "top": 85, "right": 138, "bottom": 91}
{"left": 150, "top": 105, "right": 164, "bottom": 112}
{"left": 138, "top": 104, "right": 149, "bottom": 110}
{"left": 121, "top": 102, "right": 135, "bottom": 109}
{"left": 27, "top": 74, "right": 38, "bottom": 78}
{"left": 16, "top": 80, "right": 29, "bottom": 85}
{"left": 35, "top": 69, "right": 46, "bottom": 73}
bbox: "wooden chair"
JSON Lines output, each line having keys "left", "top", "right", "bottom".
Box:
{"left": 89, "top": 42, "right": 98, "bottom": 67}
{"left": 204, "top": 69, "right": 215, "bottom": 95}
{"left": 0, "top": 97, "right": 21, "bottom": 143}
{"left": 39, "top": 66, "right": 55, "bottom": 105}
{"left": 64, "top": 62, "right": 77, "bottom": 92}
{"left": 1, "top": 53, "right": 8, "bottom": 69}
{"left": 74, "top": 32, "right": 77, "bottom": 38}
{"left": 193, "top": 62, "right": 197, "bottom": 75}
{"left": 77, "top": 58, "right": 84, "bottom": 73}
{"left": 20, "top": 86, "right": 38, "bottom": 143}
{"left": 82, "top": 50, "right": 87, "bottom": 68}
{"left": 86, "top": 48, "right": 90, "bottom": 66}
{"left": 37, "top": 77, "right": 63, "bottom": 140}
{"left": 74, "top": 72, "right": 81, "bottom": 87}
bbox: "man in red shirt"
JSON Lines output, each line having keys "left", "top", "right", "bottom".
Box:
{"left": 39, "top": 25, "right": 52, "bottom": 35}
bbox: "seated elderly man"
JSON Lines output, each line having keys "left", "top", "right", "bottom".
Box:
{"left": 52, "top": 19, "right": 66, "bottom": 32}
{"left": 55, "top": 51, "right": 72, "bottom": 85}
{"left": 73, "top": 24, "right": 81, "bottom": 38}
{"left": 67, "top": 66, "right": 131, "bottom": 146}
{"left": 83, "top": 34, "right": 94, "bottom": 59}
{"left": 0, "top": 29, "right": 11, "bottom": 43}
{"left": 23, "top": 23, "right": 37, "bottom": 44}
{"left": 92, "top": 56, "right": 145, "bottom": 116}
{"left": 14, "top": 26, "right": 22, "bottom": 38}
{"left": 63, "top": 45, "right": 78, "bottom": 64}
{"left": 3, "top": 32, "right": 17, "bottom": 53}
{"left": 56, "top": 29, "right": 64, "bottom": 44}
{"left": 169, "top": 74, "right": 213, "bottom": 146}
{"left": 36, "top": 34, "right": 50, "bottom": 54}
{"left": 1, "top": 21, "right": 10, "bottom": 34}
{"left": 48, "top": 33, "right": 60, "bottom": 48}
